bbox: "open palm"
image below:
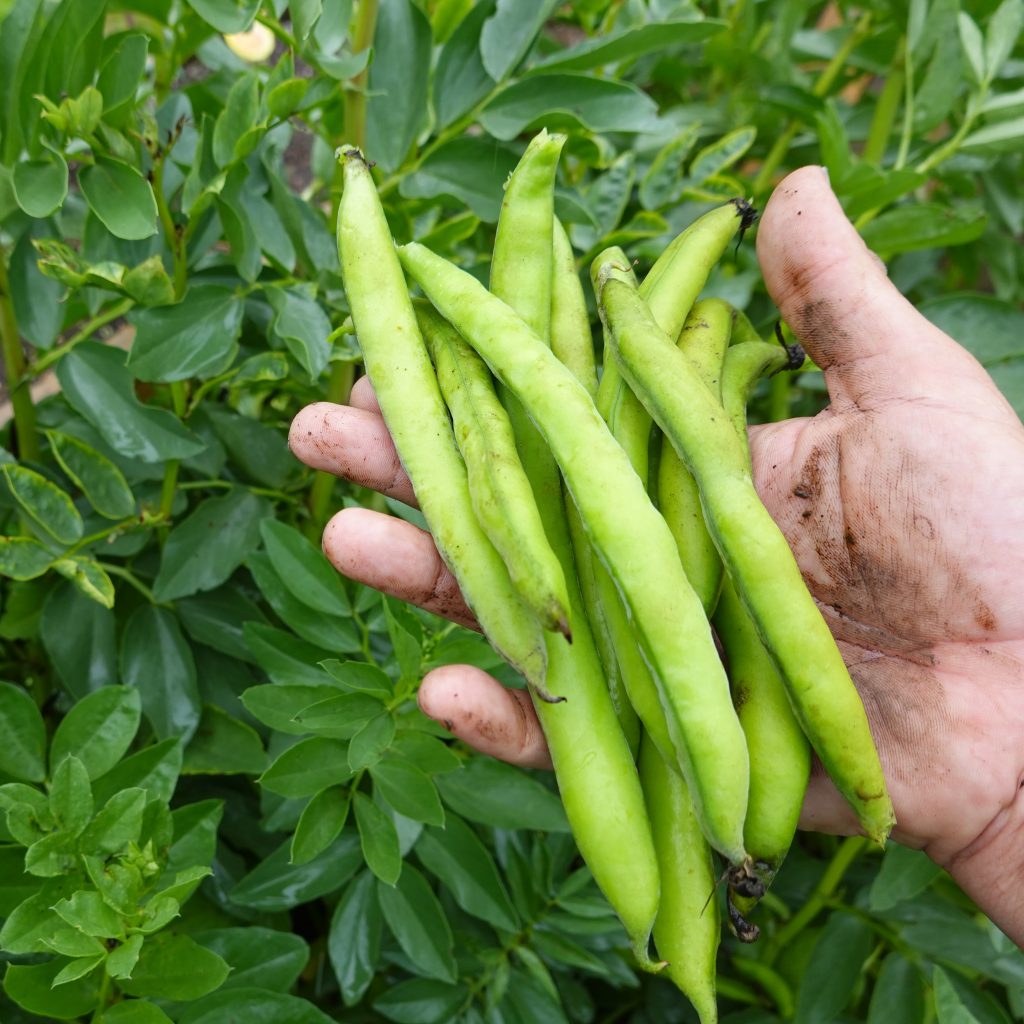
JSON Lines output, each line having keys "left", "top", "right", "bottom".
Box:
{"left": 289, "top": 167, "right": 1024, "bottom": 946}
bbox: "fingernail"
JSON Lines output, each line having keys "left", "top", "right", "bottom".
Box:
{"left": 818, "top": 165, "right": 831, "bottom": 184}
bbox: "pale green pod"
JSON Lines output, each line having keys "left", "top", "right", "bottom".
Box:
{"left": 397, "top": 240, "right": 750, "bottom": 865}
{"left": 596, "top": 264, "right": 895, "bottom": 847}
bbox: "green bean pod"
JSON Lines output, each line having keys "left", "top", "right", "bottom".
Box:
{"left": 549, "top": 222, "right": 639, "bottom": 748}
{"left": 718, "top": 339, "right": 811, "bottom": 923}
{"left": 657, "top": 298, "right": 732, "bottom": 615}
{"left": 397, "top": 240, "right": 750, "bottom": 866}
{"left": 336, "top": 149, "right": 546, "bottom": 689}
{"left": 489, "top": 132, "right": 660, "bottom": 965}
{"left": 596, "top": 264, "right": 895, "bottom": 847}
{"left": 416, "top": 302, "right": 571, "bottom": 640}
{"left": 640, "top": 733, "right": 719, "bottom": 1024}
{"left": 550, "top": 218, "right": 598, "bottom": 400}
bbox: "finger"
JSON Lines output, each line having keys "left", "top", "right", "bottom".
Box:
{"left": 322, "top": 506, "right": 476, "bottom": 629}
{"left": 756, "top": 166, "right": 998, "bottom": 412}
{"left": 289, "top": 401, "right": 417, "bottom": 506}
{"left": 350, "top": 374, "right": 382, "bottom": 414}
{"left": 419, "top": 664, "right": 552, "bottom": 770}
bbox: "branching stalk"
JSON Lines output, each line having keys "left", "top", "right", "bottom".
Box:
{"left": 0, "top": 250, "right": 41, "bottom": 462}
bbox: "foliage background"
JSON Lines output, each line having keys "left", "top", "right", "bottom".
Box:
{"left": 0, "top": 0, "right": 1023, "bottom": 1021}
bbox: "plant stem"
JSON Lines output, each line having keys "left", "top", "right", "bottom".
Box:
{"left": 768, "top": 372, "right": 792, "bottom": 422}
{"left": 715, "top": 975, "right": 766, "bottom": 1006}
{"left": 752, "top": 12, "right": 873, "bottom": 195}
{"left": 0, "top": 250, "right": 40, "bottom": 462}
{"left": 763, "top": 836, "right": 869, "bottom": 964}
{"left": 895, "top": 40, "right": 917, "bottom": 169}
{"left": 158, "top": 382, "right": 187, "bottom": 524}
{"left": 27, "top": 297, "right": 134, "bottom": 378}
{"left": 98, "top": 562, "right": 158, "bottom": 604}
{"left": 153, "top": 156, "right": 187, "bottom": 299}
{"left": 335, "top": 0, "right": 381, "bottom": 217}
{"left": 306, "top": 360, "right": 356, "bottom": 541}
{"left": 731, "top": 956, "right": 796, "bottom": 1017}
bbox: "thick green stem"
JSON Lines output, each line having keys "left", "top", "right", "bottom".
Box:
{"left": 159, "top": 382, "right": 188, "bottom": 524}
{"left": 753, "top": 13, "right": 873, "bottom": 195}
{"left": 306, "top": 360, "right": 356, "bottom": 541}
{"left": 153, "top": 157, "right": 187, "bottom": 299}
{"left": 764, "top": 836, "right": 869, "bottom": 963}
{"left": 335, "top": 0, "right": 381, "bottom": 218}
{"left": 0, "top": 251, "right": 40, "bottom": 462}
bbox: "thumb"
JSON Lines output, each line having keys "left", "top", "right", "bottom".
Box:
{"left": 755, "top": 167, "right": 992, "bottom": 412}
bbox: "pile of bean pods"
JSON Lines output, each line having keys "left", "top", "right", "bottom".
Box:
{"left": 336, "top": 130, "right": 894, "bottom": 1021}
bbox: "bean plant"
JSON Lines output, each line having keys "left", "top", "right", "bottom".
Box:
{"left": 0, "top": 0, "right": 1022, "bottom": 1021}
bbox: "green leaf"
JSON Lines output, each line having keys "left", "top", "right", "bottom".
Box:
{"left": 349, "top": 713, "right": 396, "bottom": 771}
{"left": 99, "top": 1001, "right": 174, "bottom": 1024}
{"left": 97, "top": 33, "right": 149, "bottom": 114}
{"left": 184, "top": 0, "right": 260, "bottom": 33}
{"left": 79, "top": 157, "right": 158, "bottom": 241}
{"left": 639, "top": 124, "right": 701, "bottom": 210}
{"left": 267, "top": 285, "right": 332, "bottom": 380}
{"left": 860, "top": 203, "right": 987, "bottom": 255}
{"left": 794, "top": 911, "right": 874, "bottom": 1023}
{"left": 435, "top": 757, "right": 568, "bottom": 831}
{"left": 26, "top": 831, "right": 78, "bottom": 878}
{"left": 50, "top": 686, "right": 141, "bottom": 779}
{"left": 241, "top": 683, "right": 339, "bottom": 734}
{"left": 242, "top": 622, "right": 336, "bottom": 688}
{"left": 867, "top": 953, "right": 926, "bottom": 1023}
{"left": 128, "top": 288, "right": 244, "bottom": 383}
{"left": 290, "top": 0, "right": 323, "bottom": 39}
{"left": 376, "top": 863, "right": 457, "bottom": 982}
{"left": 47, "top": 430, "right": 136, "bottom": 519}
{"left": 183, "top": 704, "right": 267, "bottom": 774}
{"left": 205, "top": 405, "right": 295, "bottom": 489}
{"left": 0, "top": 877, "right": 79, "bottom": 953}
{"left": 985, "top": 0, "right": 1024, "bottom": 80}
{"left": 371, "top": 757, "right": 443, "bottom": 825}
{"left": 365, "top": 0, "right": 432, "bottom": 172}
{"left": 12, "top": 152, "right": 68, "bottom": 217}
{"left": 478, "top": 74, "right": 659, "bottom": 141}
{"left": 44, "top": 928, "right": 106, "bottom": 960}
{"left": 957, "top": 12, "right": 986, "bottom": 83}
{"left": 260, "top": 736, "right": 353, "bottom": 798}
{"left": 123, "top": 254, "right": 176, "bottom": 306}
{"left": 267, "top": 76, "right": 310, "bottom": 118}
{"left": 167, "top": 799, "right": 224, "bottom": 874}
{"left": 52, "top": 556, "right": 116, "bottom": 609}
{"left": 218, "top": 172, "right": 262, "bottom": 282}
{"left": 230, "top": 831, "right": 362, "bottom": 910}
{"left": 0, "top": 536, "right": 53, "bottom": 580}
{"left": 415, "top": 815, "right": 517, "bottom": 931}
{"left": 354, "top": 790, "right": 402, "bottom": 885}
{"left": 293, "top": 691, "right": 389, "bottom": 737}
{"left": 121, "top": 605, "right": 202, "bottom": 741}
{"left": 919, "top": 293, "right": 1024, "bottom": 366}
{"left": 213, "top": 73, "right": 260, "bottom": 166}
{"left": 80, "top": 788, "right": 147, "bottom": 855}
{"left": 178, "top": 584, "right": 265, "bottom": 663}
{"left": 53, "top": 890, "right": 124, "bottom": 939}
{"left": 532, "top": 19, "right": 724, "bottom": 73}
{"left": 961, "top": 116, "right": 1024, "bottom": 155}
{"left": 3, "top": 958, "right": 101, "bottom": 1019}
{"left": 247, "top": 551, "right": 360, "bottom": 652}
{"left": 433, "top": 0, "right": 497, "bottom": 128}
{"left": 92, "top": 738, "right": 182, "bottom": 806}
{"left": 57, "top": 343, "right": 206, "bottom": 463}
{"left": 321, "top": 659, "right": 393, "bottom": 697}
{"left": 869, "top": 843, "right": 944, "bottom": 911}
{"left": 329, "top": 870, "right": 381, "bottom": 1005}
{"left": 688, "top": 126, "right": 757, "bottom": 184}
{"left": 9, "top": 227, "right": 64, "bottom": 348}
{"left": 933, "top": 966, "right": 982, "bottom": 1023}
{"left": 390, "top": 732, "right": 461, "bottom": 774}
{"left": 374, "top": 978, "right": 469, "bottom": 1023}
{"left": 259, "top": 517, "right": 350, "bottom": 615}
{"left": 193, "top": 927, "right": 309, "bottom": 992}
{"left": 176, "top": 987, "right": 335, "bottom": 1024}
{"left": 0, "top": 682, "right": 46, "bottom": 781}
{"left": 120, "top": 932, "right": 231, "bottom": 1000}
{"left": 49, "top": 754, "right": 93, "bottom": 836}
{"left": 41, "top": 581, "right": 119, "bottom": 699}
{"left": 400, "top": 136, "right": 520, "bottom": 222}
{"left": 479, "top": 0, "right": 557, "bottom": 80}
{"left": 1, "top": 464, "right": 83, "bottom": 545}
{"left": 291, "top": 785, "right": 351, "bottom": 864}
{"left": 153, "top": 490, "right": 270, "bottom": 602}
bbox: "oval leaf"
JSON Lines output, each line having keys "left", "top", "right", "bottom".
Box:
{"left": 1, "top": 464, "right": 83, "bottom": 545}
{"left": 79, "top": 157, "right": 158, "bottom": 241}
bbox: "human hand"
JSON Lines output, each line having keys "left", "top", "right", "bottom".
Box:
{"left": 289, "top": 166, "right": 1024, "bottom": 945}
